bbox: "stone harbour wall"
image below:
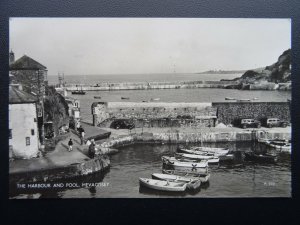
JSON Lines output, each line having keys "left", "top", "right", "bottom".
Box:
{"left": 10, "top": 156, "right": 110, "bottom": 184}
{"left": 99, "top": 130, "right": 291, "bottom": 148}
{"left": 212, "top": 102, "right": 291, "bottom": 125}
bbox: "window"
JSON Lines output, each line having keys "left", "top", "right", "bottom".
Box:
{"left": 9, "top": 129, "right": 12, "bottom": 139}
{"left": 38, "top": 108, "right": 42, "bottom": 117}
{"left": 26, "top": 137, "right": 30, "bottom": 146}
{"left": 31, "top": 129, "right": 35, "bottom": 136}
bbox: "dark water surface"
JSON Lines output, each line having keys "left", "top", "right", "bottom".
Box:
{"left": 11, "top": 142, "right": 291, "bottom": 198}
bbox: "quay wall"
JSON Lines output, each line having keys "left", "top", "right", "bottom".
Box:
{"left": 10, "top": 156, "right": 110, "bottom": 184}
{"left": 212, "top": 102, "right": 291, "bottom": 125}
{"left": 99, "top": 130, "right": 291, "bottom": 148}
{"left": 92, "top": 101, "right": 290, "bottom": 128}
{"left": 92, "top": 102, "right": 217, "bottom": 128}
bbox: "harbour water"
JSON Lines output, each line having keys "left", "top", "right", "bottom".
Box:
{"left": 11, "top": 142, "right": 291, "bottom": 198}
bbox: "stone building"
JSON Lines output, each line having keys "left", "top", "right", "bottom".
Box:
{"left": 9, "top": 85, "right": 40, "bottom": 159}
{"left": 92, "top": 102, "right": 217, "bottom": 128}
{"left": 9, "top": 52, "right": 48, "bottom": 144}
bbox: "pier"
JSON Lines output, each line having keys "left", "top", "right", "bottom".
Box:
{"left": 65, "top": 80, "right": 240, "bottom": 91}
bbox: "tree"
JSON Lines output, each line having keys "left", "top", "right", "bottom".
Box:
{"left": 44, "top": 86, "right": 69, "bottom": 137}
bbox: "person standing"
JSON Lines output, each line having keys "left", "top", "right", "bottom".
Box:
{"left": 88, "top": 139, "right": 96, "bottom": 158}
{"left": 68, "top": 138, "right": 73, "bottom": 152}
{"left": 78, "top": 125, "right": 85, "bottom": 145}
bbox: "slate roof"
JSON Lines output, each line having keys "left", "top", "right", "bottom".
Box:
{"left": 9, "top": 85, "right": 38, "bottom": 104}
{"left": 9, "top": 55, "right": 47, "bottom": 70}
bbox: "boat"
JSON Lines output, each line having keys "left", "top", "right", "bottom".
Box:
{"left": 167, "top": 155, "right": 218, "bottom": 164}
{"left": 139, "top": 178, "right": 187, "bottom": 192}
{"left": 121, "top": 97, "right": 130, "bottom": 100}
{"left": 162, "top": 156, "right": 208, "bottom": 173}
{"left": 178, "top": 147, "right": 229, "bottom": 156}
{"left": 237, "top": 99, "right": 251, "bottom": 102}
{"left": 257, "top": 138, "right": 290, "bottom": 144}
{"left": 176, "top": 152, "right": 215, "bottom": 160}
{"left": 151, "top": 173, "right": 201, "bottom": 190}
{"left": 264, "top": 141, "right": 291, "bottom": 153}
{"left": 94, "top": 96, "right": 101, "bottom": 99}
{"left": 151, "top": 98, "right": 160, "bottom": 101}
{"left": 71, "top": 86, "right": 86, "bottom": 95}
{"left": 225, "top": 97, "right": 235, "bottom": 100}
{"left": 191, "top": 146, "right": 229, "bottom": 155}
{"left": 252, "top": 97, "right": 259, "bottom": 100}
{"left": 244, "top": 152, "right": 278, "bottom": 163}
{"left": 219, "top": 154, "right": 235, "bottom": 161}
{"left": 162, "top": 170, "right": 210, "bottom": 183}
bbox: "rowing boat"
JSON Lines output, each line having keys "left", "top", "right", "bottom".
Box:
{"left": 162, "top": 170, "right": 210, "bottom": 183}
{"left": 151, "top": 173, "right": 201, "bottom": 190}
{"left": 162, "top": 156, "right": 209, "bottom": 173}
{"left": 265, "top": 141, "right": 291, "bottom": 153}
{"left": 176, "top": 152, "right": 216, "bottom": 160}
{"left": 244, "top": 152, "right": 278, "bottom": 163}
{"left": 179, "top": 147, "right": 229, "bottom": 156}
{"left": 139, "top": 178, "right": 187, "bottom": 192}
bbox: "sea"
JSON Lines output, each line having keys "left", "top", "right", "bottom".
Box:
{"left": 11, "top": 73, "right": 291, "bottom": 198}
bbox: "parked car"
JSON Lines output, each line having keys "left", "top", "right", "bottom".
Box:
{"left": 261, "top": 118, "right": 288, "bottom": 128}
{"left": 240, "top": 118, "right": 261, "bottom": 129}
{"left": 110, "top": 119, "right": 135, "bottom": 130}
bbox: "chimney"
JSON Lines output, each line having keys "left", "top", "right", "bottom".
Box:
{"left": 9, "top": 50, "right": 15, "bottom": 64}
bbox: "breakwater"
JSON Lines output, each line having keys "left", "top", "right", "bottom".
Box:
{"left": 66, "top": 80, "right": 239, "bottom": 91}
{"left": 10, "top": 155, "right": 110, "bottom": 184}
{"left": 99, "top": 129, "right": 291, "bottom": 148}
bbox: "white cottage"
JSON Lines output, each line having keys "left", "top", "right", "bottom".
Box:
{"left": 9, "top": 85, "right": 40, "bottom": 159}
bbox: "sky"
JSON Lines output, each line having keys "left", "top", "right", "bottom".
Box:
{"left": 9, "top": 18, "right": 291, "bottom": 76}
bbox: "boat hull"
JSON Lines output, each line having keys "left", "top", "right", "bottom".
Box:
{"left": 139, "top": 178, "right": 187, "bottom": 192}
{"left": 162, "top": 170, "right": 210, "bottom": 183}
{"left": 244, "top": 152, "right": 277, "bottom": 163}
{"left": 179, "top": 148, "right": 228, "bottom": 156}
{"left": 152, "top": 173, "right": 201, "bottom": 190}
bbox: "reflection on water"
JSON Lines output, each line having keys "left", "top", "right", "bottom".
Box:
{"left": 10, "top": 142, "right": 291, "bottom": 198}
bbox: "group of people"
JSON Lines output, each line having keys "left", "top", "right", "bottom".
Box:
{"left": 67, "top": 124, "right": 85, "bottom": 152}
{"left": 67, "top": 124, "right": 96, "bottom": 158}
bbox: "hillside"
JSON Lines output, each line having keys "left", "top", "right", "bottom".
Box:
{"left": 233, "top": 49, "right": 291, "bottom": 83}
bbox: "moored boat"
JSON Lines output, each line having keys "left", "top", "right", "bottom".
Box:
{"left": 178, "top": 147, "right": 229, "bottom": 156}
{"left": 244, "top": 151, "right": 278, "bottom": 163}
{"left": 166, "top": 155, "right": 218, "bottom": 164}
{"left": 237, "top": 99, "right": 251, "bottom": 102}
{"left": 71, "top": 86, "right": 86, "bottom": 95}
{"left": 139, "top": 178, "right": 187, "bottom": 192}
{"left": 225, "top": 97, "right": 235, "bottom": 100}
{"left": 162, "top": 156, "right": 209, "bottom": 173}
{"left": 265, "top": 141, "right": 291, "bottom": 153}
{"left": 162, "top": 170, "right": 210, "bottom": 183}
{"left": 121, "top": 97, "right": 130, "bottom": 100}
{"left": 152, "top": 173, "right": 201, "bottom": 190}
{"left": 94, "top": 96, "right": 101, "bottom": 99}
{"left": 176, "top": 152, "right": 215, "bottom": 160}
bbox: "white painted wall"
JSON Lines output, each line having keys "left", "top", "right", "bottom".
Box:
{"left": 9, "top": 103, "right": 39, "bottom": 159}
